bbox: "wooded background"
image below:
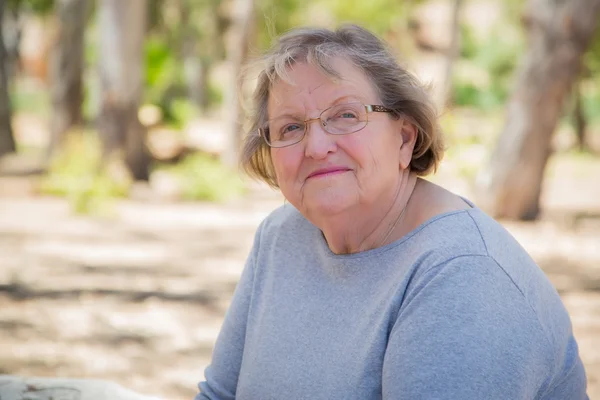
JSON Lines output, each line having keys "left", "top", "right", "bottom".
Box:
{"left": 1, "top": 0, "right": 600, "bottom": 399}
{"left": 0, "top": 0, "right": 599, "bottom": 218}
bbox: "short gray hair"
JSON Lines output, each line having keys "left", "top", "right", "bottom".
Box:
{"left": 240, "top": 24, "right": 444, "bottom": 188}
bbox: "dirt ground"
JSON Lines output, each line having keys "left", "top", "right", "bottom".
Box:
{"left": 0, "top": 154, "right": 599, "bottom": 400}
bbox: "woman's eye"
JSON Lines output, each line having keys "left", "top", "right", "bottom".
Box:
{"left": 332, "top": 110, "right": 358, "bottom": 119}
{"left": 281, "top": 124, "right": 302, "bottom": 135}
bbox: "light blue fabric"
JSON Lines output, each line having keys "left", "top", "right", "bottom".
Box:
{"left": 196, "top": 201, "right": 587, "bottom": 399}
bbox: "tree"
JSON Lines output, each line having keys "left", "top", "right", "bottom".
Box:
{"left": 573, "top": 27, "right": 600, "bottom": 152}
{"left": 47, "top": 0, "right": 89, "bottom": 158}
{"left": 477, "top": 0, "right": 600, "bottom": 220}
{"left": 97, "top": 0, "right": 149, "bottom": 180}
{"left": 571, "top": 76, "right": 587, "bottom": 151}
{"left": 222, "top": 0, "right": 255, "bottom": 167}
{"left": 178, "top": 0, "right": 206, "bottom": 110}
{"left": 4, "top": 0, "right": 23, "bottom": 82}
{"left": 441, "top": 0, "right": 463, "bottom": 109}
{"left": 177, "top": 0, "right": 223, "bottom": 113}
{"left": 0, "top": 0, "right": 17, "bottom": 157}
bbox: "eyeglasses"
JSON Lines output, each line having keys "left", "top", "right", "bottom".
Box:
{"left": 258, "top": 102, "right": 395, "bottom": 148}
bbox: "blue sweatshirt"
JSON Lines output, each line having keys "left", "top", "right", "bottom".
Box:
{"left": 196, "top": 202, "right": 587, "bottom": 399}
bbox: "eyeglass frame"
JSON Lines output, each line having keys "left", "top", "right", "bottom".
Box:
{"left": 258, "top": 103, "right": 396, "bottom": 148}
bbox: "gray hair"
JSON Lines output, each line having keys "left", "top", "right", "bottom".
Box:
{"left": 240, "top": 24, "right": 444, "bottom": 188}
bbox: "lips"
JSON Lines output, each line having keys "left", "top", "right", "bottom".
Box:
{"left": 307, "top": 167, "right": 352, "bottom": 179}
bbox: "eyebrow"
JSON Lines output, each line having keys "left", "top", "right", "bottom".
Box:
{"left": 269, "top": 94, "right": 369, "bottom": 121}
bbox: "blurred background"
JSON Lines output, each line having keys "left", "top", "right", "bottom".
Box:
{"left": 0, "top": 0, "right": 599, "bottom": 398}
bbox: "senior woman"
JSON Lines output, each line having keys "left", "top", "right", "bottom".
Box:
{"left": 195, "top": 25, "right": 587, "bottom": 399}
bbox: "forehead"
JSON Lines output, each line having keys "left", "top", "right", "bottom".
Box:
{"left": 267, "top": 57, "right": 378, "bottom": 113}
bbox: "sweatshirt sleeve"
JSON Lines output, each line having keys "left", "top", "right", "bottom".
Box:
{"left": 195, "top": 225, "right": 262, "bottom": 400}
{"left": 382, "top": 254, "right": 558, "bottom": 400}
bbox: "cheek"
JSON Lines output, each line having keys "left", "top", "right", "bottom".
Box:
{"left": 340, "top": 134, "right": 385, "bottom": 173}
{"left": 271, "top": 149, "right": 303, "bottom": 184}
{"left": 344, "top": 128, "right": 401, "bottom": 174}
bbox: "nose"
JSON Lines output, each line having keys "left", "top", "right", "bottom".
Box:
{"left": 303, "top": 118, "right": 336, "bottom": 160}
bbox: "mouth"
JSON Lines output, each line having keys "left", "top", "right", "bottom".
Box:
{"left": 307, "top": 167, "right": 352, "bottom": 179}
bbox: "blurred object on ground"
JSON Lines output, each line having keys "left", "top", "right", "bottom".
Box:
{"left": 0, "top": 375, "right": 162, "bottom": 400}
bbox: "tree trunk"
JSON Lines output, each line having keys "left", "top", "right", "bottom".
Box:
{"left": 222, "top": 0, "right": 254, "bottom": 167}
{"left": 572, "top": 78, "right": 587, "bottom": 151}
{"left": 97, "top": 0, "right": 150, "bottom": 181}
{"left": 182, "top": 55, "right": 211, "bottom": 112}
{"left": 47, "top": 0, "right": 90, "bottom": 159}
{"left": 476, "top": 0, "right": 600, "bottom": 220}
{"left": 180, "top": 14, "right": 211, "bottom": 112}
{"left": 0, "top": 0, "right": 16, "bottom": 157}
{"left": 440, "top": 0, "right": 462, "bottom": 109}
{"left": 3, "top": 0, "right": 22, "bottom": 82}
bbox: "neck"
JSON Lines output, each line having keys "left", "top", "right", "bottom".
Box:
{"left": 319, "top": 170, "right": 418, "bottom": 255}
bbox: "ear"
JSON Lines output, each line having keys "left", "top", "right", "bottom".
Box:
{"left": 398, "top": 120, "right": 418, "bottom": 170}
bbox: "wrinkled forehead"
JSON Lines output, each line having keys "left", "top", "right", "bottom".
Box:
{"left": 266, "top": 57, "right": 378, "bottom": 115}
{"left": 268, "top": 67, "right": 335, "bottom": 108}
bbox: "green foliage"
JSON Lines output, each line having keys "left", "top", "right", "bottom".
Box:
{"left": 453, "top": 82, "right": 480, "bottom": 108}
{"left": 6, "top": 0, "right": 54, "bottom": 15}
{"left": 255, "top": 0, "right": 304, "bottom": 49}
{"left": 584, "top": 24, "right": 600, "bottom": 75}
{"left": 322, "top": 0, "right": 411, "bottom": 36}
{"left": 254, "top": 0, "right": 419, "bottom": 50}
{"left": 40, "top": 132, "right": 130, "bottom": 215}
{"left": 158, "top": 153, "right": 245, "bottom": 202}
{"left": 471, "top": 34, "right": 519, "bottom": 80}
{"left": 207, "top": 81, "right": 224, "bottom": 106}
{"left": 143, "top": 25, "right": 225, "bottom": 126}
{"left": 583, "top": 89, "right": 600, "bottom": 123}
{"left": 460, "top": 23, "right": 479, "bottom": 60}
{"left": 453, "top": 80, "right": 509, "bottom": 111}
{"left": 145, "top": 36, "right": 180, "bottom": 88}
{"left": 11, "top": 83, "right": 50, "bottom": 117}
{"left": 583, "top": 32, "right": 600, "bottom": 125}
{"left": 168, "top": 99, "right": 200, "bottom": 128}
{"left": 142, "top": 0, "right": 225, "bottom": 121}
{"left": 454, "top": 24, "right": 523, "bottom": 110}
{"left": 144, "top": 35, "right": 187, "bottom": 124}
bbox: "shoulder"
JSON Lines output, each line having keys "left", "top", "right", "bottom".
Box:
{"left": 402, "top": 209, "right": 491, "bottom": 267}
{"left": 409, "top": 206, "right": 532, "bottom": 270}
{"left": 395, "top": 252, "right": 583, "bottom": 396}
{"left": 453, "top": 208, "right": 572, "bottom": 331}
{"left": 409, "top": 209, "right": 565, "bottom": 322}
{"left": 387, "top": 252, "right": 583, "bottom": 399}
{"left": 260, "top": 203, "right": 308, "bottom": 231}
{"left": 398, "top": 254, "right": 555, "bottom": 371}
{"left": 254, "top": 203, "right": 313, "bottom": 244}
{"left": 403, "top": 253, "right": 517, "bottom": 306}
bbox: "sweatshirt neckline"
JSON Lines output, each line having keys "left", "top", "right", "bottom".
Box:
{"left": 316, "top": 198, "right": 477, "bottom": 261}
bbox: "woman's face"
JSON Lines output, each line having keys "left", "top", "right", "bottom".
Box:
{"left": 268, "top": 57, "right": 412, "bottom": 219}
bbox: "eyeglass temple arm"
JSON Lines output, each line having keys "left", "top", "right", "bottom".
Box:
{"left": 366, "top": 105, "right": 394, "bottom": 113}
